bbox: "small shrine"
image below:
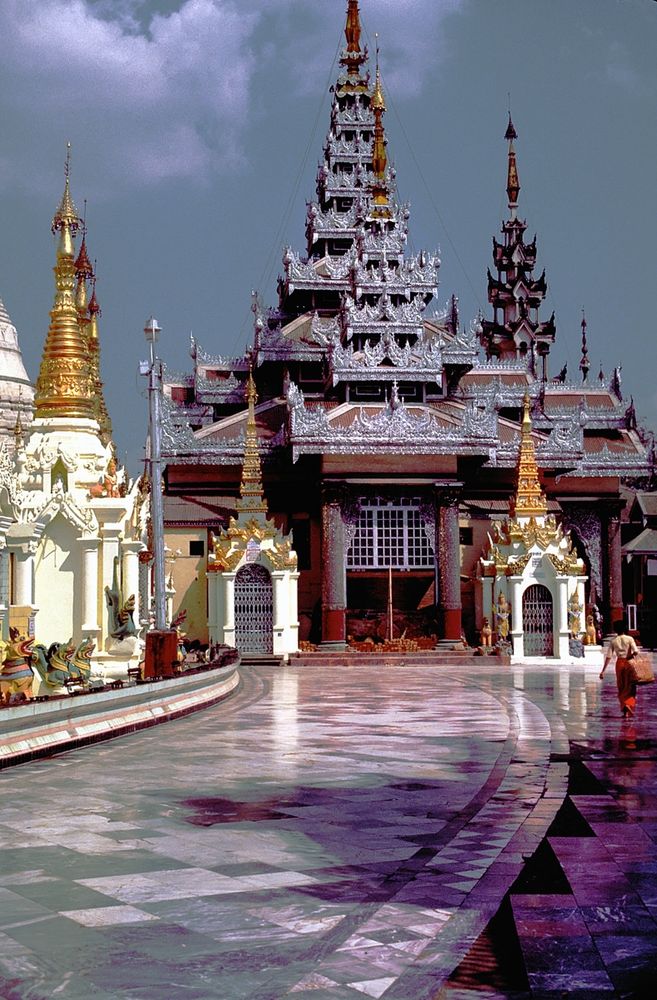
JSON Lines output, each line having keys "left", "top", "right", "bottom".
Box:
{"left": 207, "top": 370, "right": 299, "bottom": 657}
{"left": 476, "top": 394, "right": 591, "bottom": 662}
{"left": 2, "top": 152, "right": 144, "bottom": 682}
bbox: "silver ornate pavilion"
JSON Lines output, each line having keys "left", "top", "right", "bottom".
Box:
{"left": 160, "top": 1, "right": 652, "bottom": 650}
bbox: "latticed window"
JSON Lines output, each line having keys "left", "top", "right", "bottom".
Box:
{"left": 347, "top": 498, "right": 433, "bottom": 570}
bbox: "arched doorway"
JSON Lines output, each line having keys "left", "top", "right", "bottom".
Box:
{"left": 235, "top": 564, "right": 273, "bottom": 653}
{"left": 522, "top": 584, "right": 554, "bottom": 656}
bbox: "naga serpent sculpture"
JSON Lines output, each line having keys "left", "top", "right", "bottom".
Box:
{"left": 0, "top": 628, "right": 34, "bottom": 704}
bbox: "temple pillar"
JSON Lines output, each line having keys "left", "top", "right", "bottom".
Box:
{"left": 435, "top": 484, "right": 463, "bottom": 645}
{"left": 12, "top": 545, "right": 35, "bottom": 607}
{"left": 80, "top": 537, "right": 101, "bottom": 638}
{"left": 321, "top": 482, "right": 347, "bottom": 648}
{"left": 222, "top": 572, "right": 237, "bottom": 647}
{"left": 481, "top": 575, "right": 494, "bottom": 626}
{"left": 138, "top": 551, "right": 152, "bottom": 634}
{"left": 509, "top": 577, "right": 523, "bottom": 656}
{"left": 603, "top": 502, "right": 624, "bottom": 628}
{"left": 556, "top": 576, "right": 571, "bottom": 660}
{"left": 121, "top": 541, "right": 143, "bottom": 626}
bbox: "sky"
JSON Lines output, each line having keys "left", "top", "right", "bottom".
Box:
{"left": 0, "top": 0, "right": 656, "bottom": 472}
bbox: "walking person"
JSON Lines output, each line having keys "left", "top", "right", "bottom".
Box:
{"left": 600, "top": 619, "right": 640, "bottom": 718}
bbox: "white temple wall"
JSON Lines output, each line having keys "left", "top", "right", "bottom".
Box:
{"left": 34, "top": 514, "right": 79, "bottom": 645}
{"left": 165, "top": 527, "right": 209, "bottom": 643}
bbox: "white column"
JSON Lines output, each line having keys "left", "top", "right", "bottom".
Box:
{"left": 557, "top": 577, "right": 570, "bottom": 659}
{"left": 576, "top": 579, "right": 587, "bottom": 636}
{"left": 222, "top": 572, "right": 237, "bottom": 647}
{"left": 81, "top": 537, "right": 101, "bottom": 635}
{"left": 207, "top": 569, "right": 218, "bottom": 645}
{"left": 13, "top": 547, "right": 34, "bottom": 606}
{"left": 99, "top": 525, "right": 122, "bottom": 645}
{"left": 482, "top": 576, "right": 494, "bottom": 625}
{"left": 509, "top": 577, "right": 523, "bottom": 658}
{"left": 289, "top": 570, "right": 300, "bottom": 655}
{"left": 272, "top": 571, "right": 287, "bottom": 656}
{"left": 121, "top": 541, "right": 143, "bottom": 625}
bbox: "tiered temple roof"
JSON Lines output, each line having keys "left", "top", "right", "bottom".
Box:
{"left": 479, "top": 117, "right": 556, "bottom": 374}
{"left": 160, "top": 0, "right": 651, "bottom": 486}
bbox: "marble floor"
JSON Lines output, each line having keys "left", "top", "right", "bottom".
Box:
{"left": 0, "top": 661, "right": 656, "bottom": 999}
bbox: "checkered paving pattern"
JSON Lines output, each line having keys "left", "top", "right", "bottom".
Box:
{"left": 0, "top": 661, "right": 656, "bottom": 997}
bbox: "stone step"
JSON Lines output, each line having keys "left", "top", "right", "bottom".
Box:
{"left": 290, "top": 651, "right": 505, "bottom": 668}
{"left": 239, "top": 654, "right": 283, "bottom": 668}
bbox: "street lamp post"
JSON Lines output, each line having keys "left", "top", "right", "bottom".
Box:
{"left": 143, "top": 317, "right": 167, "bottom": 631}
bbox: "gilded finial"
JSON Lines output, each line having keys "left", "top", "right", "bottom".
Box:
{"left": 510, "top": 391, "right": 547, "bottom": 519}
{"left": 579, "top": 309, "right": 590, "bottom": 383}
{"left": 342, "top": 0, "right": 366, "bottom": 78}
{"left": 35, "top": 150, "right": 95, "bottom": 421}
{"left": 345, "top": 0, "right": 362, "bottom": 54}
{"left": 372, "top": 37, "right": 386, "bottom": 113}
{"left": 237, "top": 366, "right": 268, "bottom": 514}
{"left": 74, "top": 203, "right": 94, "bottom": 320}
{"left": 52, "top": 142, "right": 79, "bottom": 235}
{"left": 505, "top": 115, "right": 520, "bottom": 216}
{"left": 86, "top": 266, "right": 112, "bottom": 446}
{"left": 370, "top": 36, "right": 391, "bottom": 217}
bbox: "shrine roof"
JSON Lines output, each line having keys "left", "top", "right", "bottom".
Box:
{"left": 634, "top": 492, "right": 657, "bottom": 518}
{"left": 621, "top": 527, "right": 657, "bottom": 555}
{"left": 465, "top": 498, "right": 561, "bottom": 517}
{"left": 280, "top": 313, "right": 316, "bottom": 344}
{"left": 193, "top": 399, "right": 286, "bottom": 443}
{"left": 164, "top": 494, "right": 233, "bottom": 526}
{"left": 460, "top": 370, "right": 531, "bottom": 388}
{"left": 582, "top": 430, "right": 643, "bottom": 455}
{"left": 543, "top": 391, "right": 618, "bottom": 412}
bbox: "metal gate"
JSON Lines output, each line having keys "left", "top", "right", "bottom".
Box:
{"left": 235, "top": 564, "right": 273, "bottom": 653}
{"left": 522, "top": 584, "right": 554, "bottom": 656}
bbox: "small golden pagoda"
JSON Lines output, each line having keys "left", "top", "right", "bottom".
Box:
{"left": 207, "top": 369, "right": 299, "bottom": 656}
{"left": 34, "top": 146, "right": 95, "bottom": 421}
{"left": 477, "top": 394, "right": 587, "bottom": 660}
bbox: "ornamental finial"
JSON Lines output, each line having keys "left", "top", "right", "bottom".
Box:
{"left": 579, "top": 308, "right": 590, "bottom": 383}
{"left": 372, "top": 37, "right": 386, "bottom": 113}
{"left": 237, "top": 365, "right": 268, "bottom": 514}
{"left": 510, "top": 391, "right": 547, "bottom": 519}
{"left": 35, "top": 151, "right": 95, "bottom": 421}
{"left": 52, "top": 142, "right": 79, "bottom": 235}
{"left": 505, "top": 115, "right": 520, "bottom": 217}
{"left": 370, "top": 37, "right": 391, "bottom": 217}
{"left": 345, "top": 0, "right": 362, "bottom": 54}
{"left": 87, "top": 267, "right": 113, "bottom": 446}
{"left": 74, "top": 202, "right": 94, "bottom": 321}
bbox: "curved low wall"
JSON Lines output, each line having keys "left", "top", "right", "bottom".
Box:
{"left": 0, "top": 662, "right": 240, "bottom": 769}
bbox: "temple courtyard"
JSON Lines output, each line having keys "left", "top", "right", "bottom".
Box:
{"left": 1, "top": 660, "right": 656, "bottom": 999}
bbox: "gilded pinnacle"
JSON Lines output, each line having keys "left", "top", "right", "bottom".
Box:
{"left": 510, "top": 392, "right": 547, "bottom": 519}
{"left": 52, "top": 143, "right": 79, "bottom": 233}
{"left": 35, "top": 154, "right": 95, "bottom": 421}
{"left": 505, "top": 116, "right": 520, "bottom": 211}
{"left": 238, "top": 367, "right": 268, "bottom": 514}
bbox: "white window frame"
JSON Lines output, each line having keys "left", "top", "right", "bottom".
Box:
{"left": 347, "top": 497, "right": 434, "bottom": 570}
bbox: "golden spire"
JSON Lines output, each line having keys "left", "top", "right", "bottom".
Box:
{"left": 510, "top": 392, "right": 547, "bottom": 519}
{"left": 370, "top": 39, "right": 391, "bottom": 217}
{"left": 74, "top": 202, "right": 93, "bottom": 322}
{"left": 35, "top": 146, "right": 95, "bottom": 420}
{"left": 343, "top": 0, "right": 365, "bottom": 77}
{"left": 237, "top": 367, "right": 268, "bottom": 514}
{"left": 87, "top": 272, "right": 113, "bottom": 446}
{"left": 505, "top": 114, "right": 520, "bottom": 216}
